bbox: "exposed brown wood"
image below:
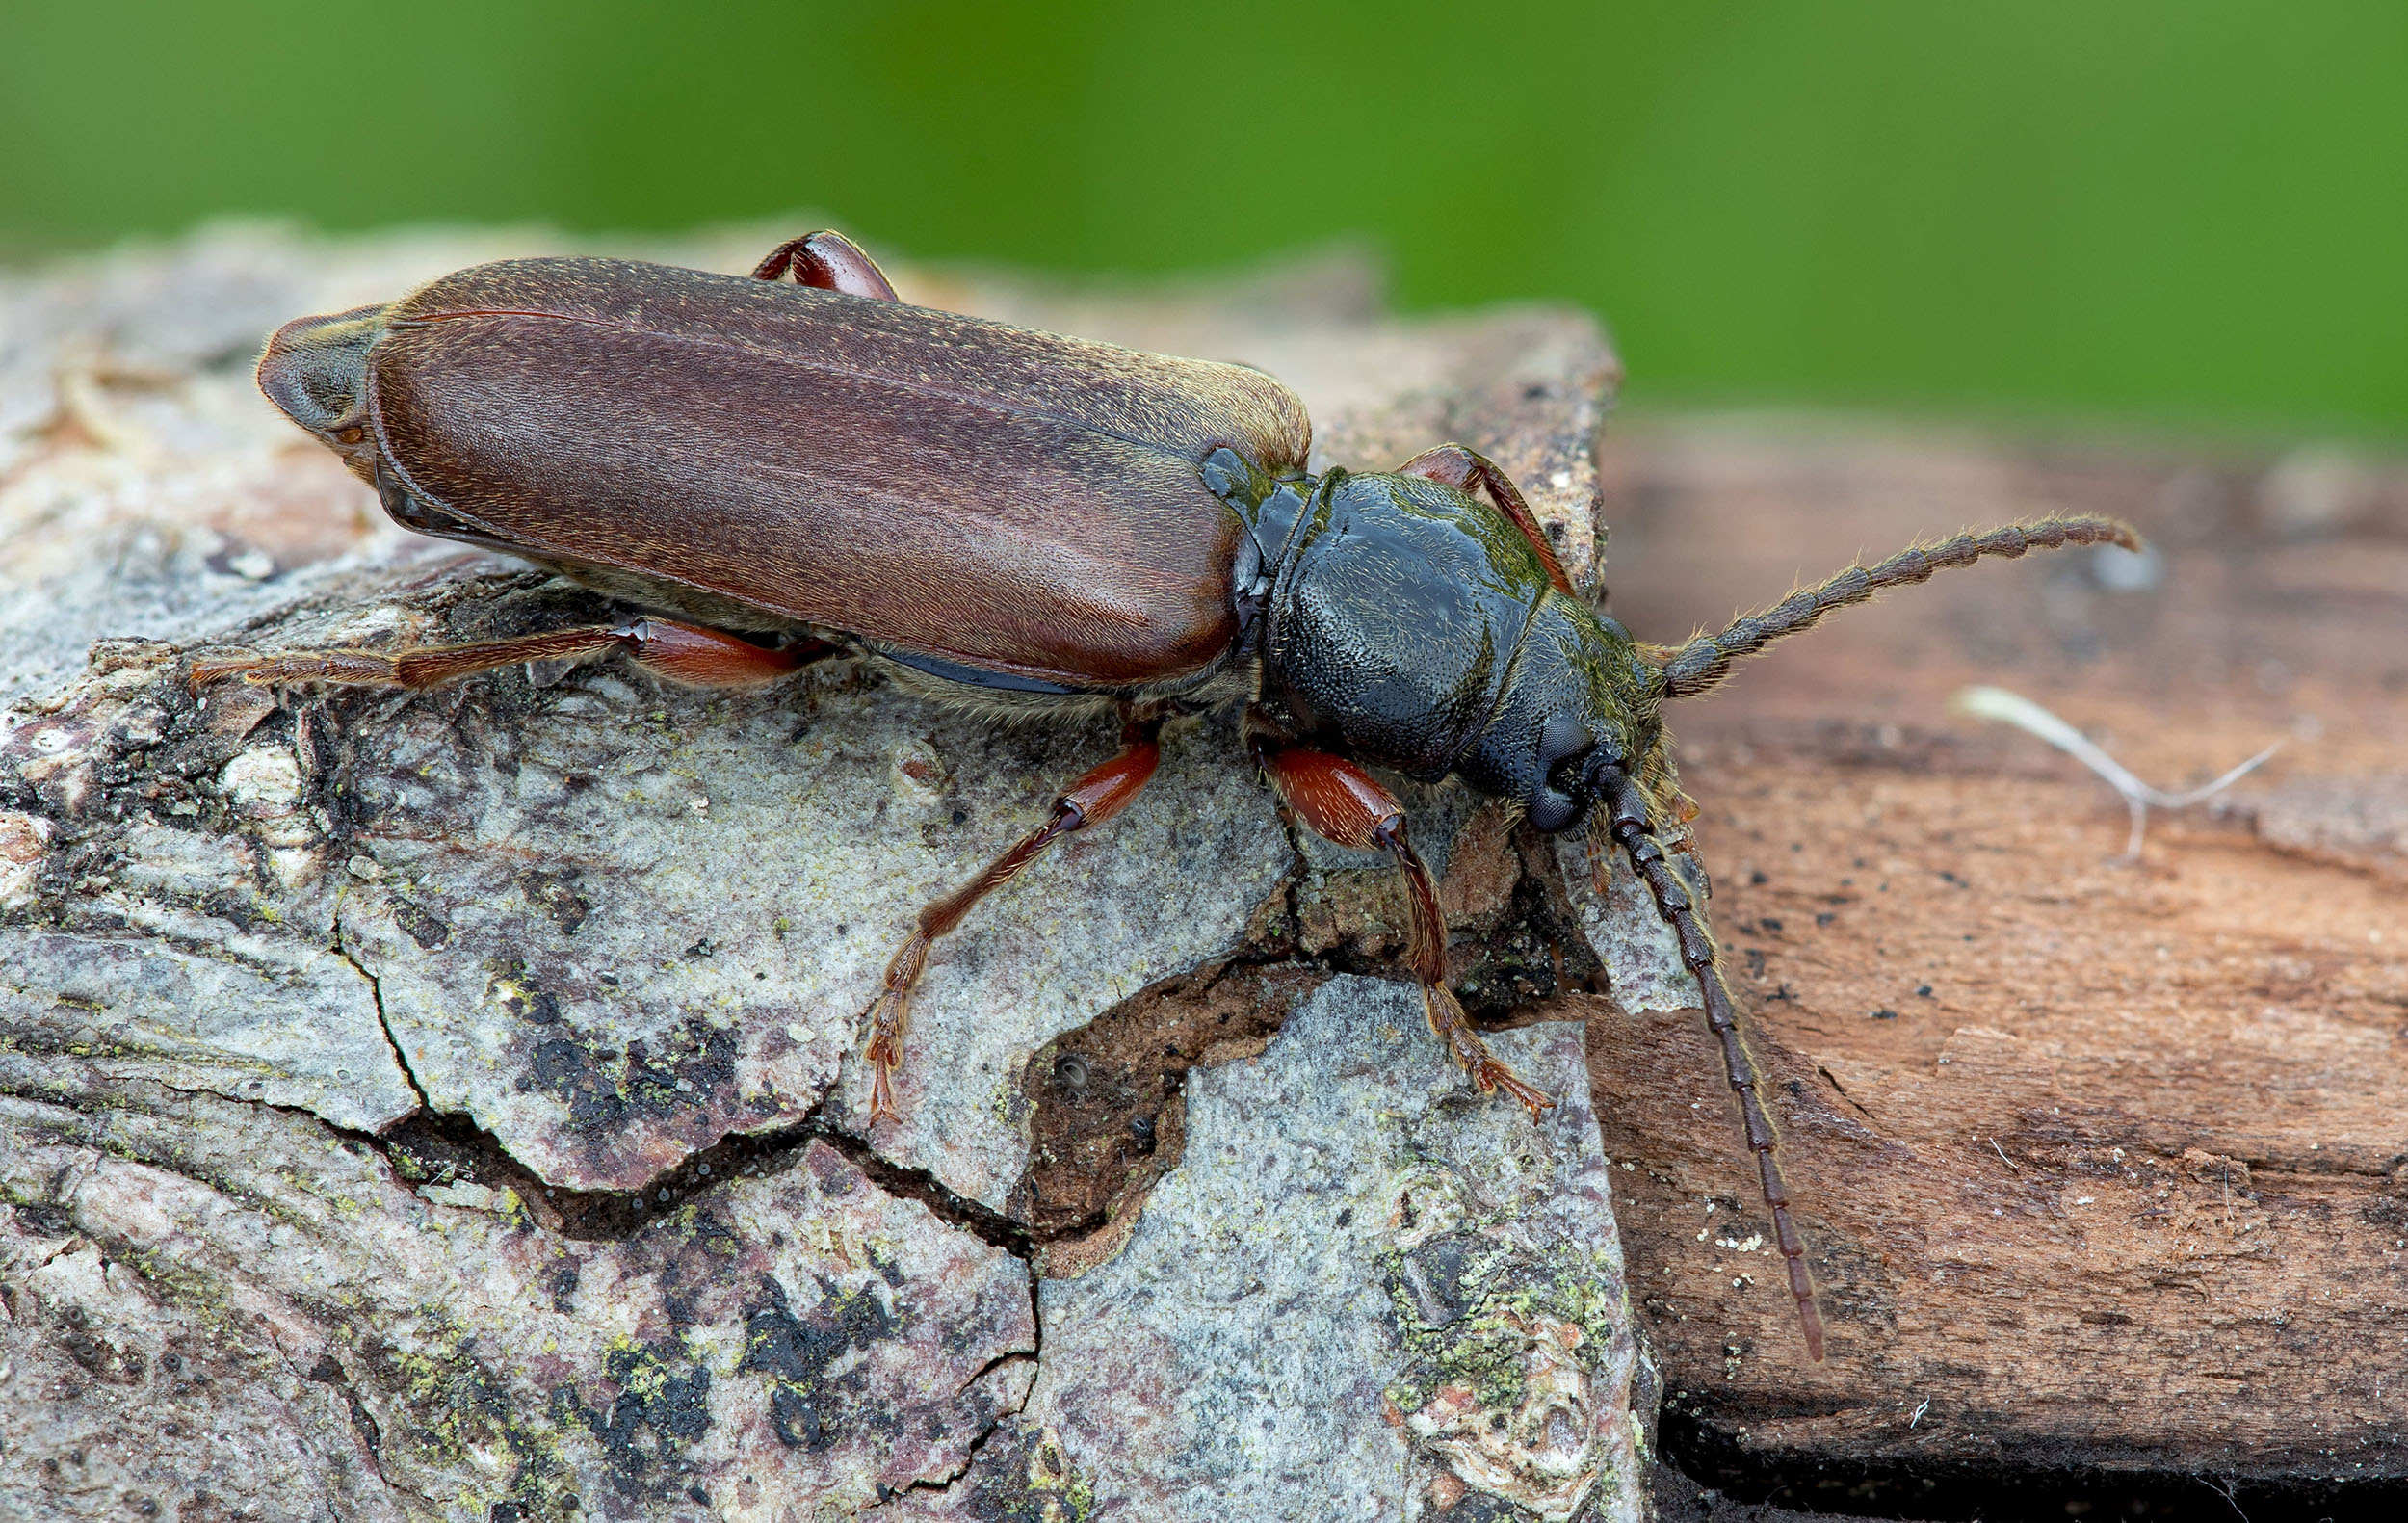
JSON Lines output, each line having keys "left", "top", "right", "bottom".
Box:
{"left": 1583, "top": 418, "right": 2408, "bottom": 1485}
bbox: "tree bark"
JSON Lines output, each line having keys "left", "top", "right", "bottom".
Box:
{"left": 0, "top": 226, "right": 1645, "bottom": 1523}
{"left": 1583, "top": 418, "right": 2408, "bottom": 1507}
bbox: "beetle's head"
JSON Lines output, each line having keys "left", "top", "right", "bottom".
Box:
{"left": 255, "top": 303, "right": 389, "bottom": 478}
{"left": 1454, "top": 592, "right": 1667, "bottom": 834}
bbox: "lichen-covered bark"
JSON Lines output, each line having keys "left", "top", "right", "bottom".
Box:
{"left": 0, "top": 226, "right": 1645, "bottom": 1520}
{"left": 1021, "top": 980, "right": 1645, "bottom": 1523}
{"left": 0, "top": 1078, "right": 1034, "bottom": 1519}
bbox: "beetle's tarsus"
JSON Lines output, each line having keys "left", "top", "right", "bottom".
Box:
{"left": 1483, "top": 1063, "right": 1557, "bottom": 1119}
{"left": 857, "top": 936, "right": 924, "bottom": 1121}
{"left": 864, "top": 1059, "right": 903, "bottom": 1127}
{"left": 1421, "top": 983, "right": 1557, "bottom": 1116}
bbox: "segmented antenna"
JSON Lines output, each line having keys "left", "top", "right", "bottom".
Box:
{"left": 1657, "top": 517, "right": 2139, "bottom": 699}
{"left": 1598, "top": 764, "right": 1826, "bottom": 1361}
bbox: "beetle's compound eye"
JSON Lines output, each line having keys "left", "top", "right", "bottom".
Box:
{"left": 1527, "top": 712, "right": 1596, "bottom": 832}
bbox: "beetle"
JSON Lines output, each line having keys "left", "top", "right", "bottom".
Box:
{"left": 193, "top": 230, "right": 2136, "bottom": 1360}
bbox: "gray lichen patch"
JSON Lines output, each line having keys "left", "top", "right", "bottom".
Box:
{"left": 0, "top": 1078, "right": 1035, "bottom": 1521}
{"left": 0, "top": 640, "right": 419, "bottom": 1134}
{"left": 1002, "top": 978, "right": 1645, "bottom": 1523}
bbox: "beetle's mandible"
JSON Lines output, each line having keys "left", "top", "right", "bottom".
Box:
{"left": 194, "top": 230, "right": 2138, "bottom": 1361}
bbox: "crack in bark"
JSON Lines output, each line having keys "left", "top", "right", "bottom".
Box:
{"left": 815, "top": 1124, "right": 1035, "bottom": 1260}
{"left": 335, "top": 928, "right": 431, "bottom": 1114}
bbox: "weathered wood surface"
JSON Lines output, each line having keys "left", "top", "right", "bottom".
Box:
{"left": 0, "top": 227, "right": 1650, "bottom": 1523}
{"left": 1580, "top": 418, "right": 2408, "bottom": 1491}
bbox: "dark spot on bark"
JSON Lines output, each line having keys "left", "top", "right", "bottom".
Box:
{"left": 740, "top": 1272, "right": 899, "bottom": 1452}
{"left": 531, "top": 1038, "right": 626, "bottom": 1132}
{"left": 396, "top": 900, "right": 451, "bottom": 950}
{"left": 517, "top": 869, "right": 590, "bottom": 933}
{"left": 16, "top": 1203, "right": 72, "bottom": 1237}
{"left": 1392, "top": 1231, "right": 1484, "bottom": 1327}
{"left": 306, "top": 1352, "right": 382, "bottom": 1455}
{"left": 598, "top": 1340, "right": 713, "bottom": 1492}
{"left": 486, "top": 961, "right": 559, "bottom": 1025}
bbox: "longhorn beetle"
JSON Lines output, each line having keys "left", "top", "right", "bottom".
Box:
{"left": 193, "top": 230, "right": 2136, "bottom": 1359}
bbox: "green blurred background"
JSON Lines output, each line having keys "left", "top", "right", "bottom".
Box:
{"left": 6, "top": 1, "right": 2404, "bottom": 436}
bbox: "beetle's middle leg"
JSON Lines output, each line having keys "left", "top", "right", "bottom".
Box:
{"left": 189, "top": 619, "right": 827, "bottom": 693}
{"left": 1250, "top": 726, "right": 1554, "bottom": 1117}
{"left": 859, "top": 704, "right": 1165, "bottom": 1125}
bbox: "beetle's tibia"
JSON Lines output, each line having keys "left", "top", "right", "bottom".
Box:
{"left": 185, "top": 620, "right": 820, "bottom": 695}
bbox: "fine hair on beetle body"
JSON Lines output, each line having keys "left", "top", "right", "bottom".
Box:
{"left": 195, "top": 229, "right": 2140, "bottom": 1363}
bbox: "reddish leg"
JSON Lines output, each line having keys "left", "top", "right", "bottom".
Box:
{"left": 1251, "top": 727, "right": 1554, "bottom": 1117}
{"left": 751, "top": 230, "right": 900, "bottom": 301}
{"left": 188, "top": 619, "right": 825, "bottom": 693}
{"left": 1399, "top": 444, "right": 1574, "bottom": 597}
{"left": 1596, "top": 761, "right": 1826, "bottom": 1361}
{"left": 861, "top": 706, "right": 1165, "bottom": 1124}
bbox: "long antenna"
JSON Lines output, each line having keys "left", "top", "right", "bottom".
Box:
{"left": 1657, "top": 517, "right": 2139, "bottom": 699}
{"left": 1596, "top": 763, "right": 1826, "bottom": 1360}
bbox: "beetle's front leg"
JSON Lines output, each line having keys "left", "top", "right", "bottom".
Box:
{"left": 188, "top": 619, "right": 827, "bottom": 693}
{"left": 1250, "top": 725, "right": 1554, "bottom": 1117}
{"left": 860, "top": 705, "right": 1165, "bottom": 1125}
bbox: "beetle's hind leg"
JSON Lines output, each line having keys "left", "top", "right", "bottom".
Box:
{"left": 188, "top": 618, "right": 827, "bottom": 694}
{"left": 858, "top": 704, "right": 1165, "bottom": 1125}
{"left": 1251, "top": 727, "right": 1553, "bottom": 1117}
